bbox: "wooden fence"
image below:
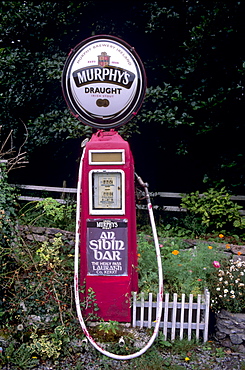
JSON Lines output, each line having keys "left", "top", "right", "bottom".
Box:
{"left": 132, "top": 289, "right": 210, "bottom": 342}
{"left": 13, "top": 184, "right": 245, "bottom": 215}
{"left": 14, "top": 184, "right": 77, "bottom": 204}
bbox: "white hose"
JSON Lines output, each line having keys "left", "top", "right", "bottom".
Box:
{"left": 74, "top": 151, "right": 163, "bottom": 360}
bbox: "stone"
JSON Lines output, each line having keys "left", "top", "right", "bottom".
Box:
{"left": 238, "top": 344, "right": 245, "bottom": 353}
{"left": 26, "top": 234, "right": 47, "bottom": 242}
{"left": 216, "top": 331, "right": 226, "bottom": 340}
{"left": 29, "top": 226, "right": 45, "bottom": 234}
{"left": 18, "top": 224, "right": 28, "bottom": 232}
{"left": 45, "top": 227, "right": 64, "bottom": 235}
{"left": 215, "top": 310, "right": 245, "bottom": 352}
{"left": 230, "top": 245, "right": 245, "bottom": 255}
{"left": 18, "top": 224, "right": 75, "bottom": 247}
{"left": 230, "top": 334, "right": 243, "bottom": 345}
{"left": 220, "top": 338, "right": 232, "bottom": 348}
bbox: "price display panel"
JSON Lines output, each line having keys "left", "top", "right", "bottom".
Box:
{"left": 89, "top": 170, "right": 125, "bottom": 215}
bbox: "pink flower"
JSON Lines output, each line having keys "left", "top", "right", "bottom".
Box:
{"left": 212, "top": 261, "right": 220, "bottom": 268}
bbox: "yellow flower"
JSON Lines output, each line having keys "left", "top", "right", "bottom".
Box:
{"left": 208, "top": 246, "right": 213, "bottom": 249}
{"left": 218, "top": 234, "right": 224, "bottom": 238}
{"left": 172, "top": 250, "right": 179, "bottom": 255}
{"left": 185, "top": 357, "right": 190, "bottom": 361}
{"left": 226, "top": 244, "right": 230, "bottom": 249}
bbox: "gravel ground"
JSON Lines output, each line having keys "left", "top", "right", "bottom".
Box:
{"left": 24, "top": 345, "right": 245, "bottom": 370}
{"left": 1, "top": 324, "right": 245, "bottom": 369}
{"left": 2, "top": 339, "right": 244, "bottom": 370}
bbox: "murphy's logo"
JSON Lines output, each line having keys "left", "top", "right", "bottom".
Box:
{"left": 72, "top": 52, "right": 135, "bottom": 89}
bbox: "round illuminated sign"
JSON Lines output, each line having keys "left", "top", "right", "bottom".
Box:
{"left": 62, "top": 35, "right": 146, "bottom": 129}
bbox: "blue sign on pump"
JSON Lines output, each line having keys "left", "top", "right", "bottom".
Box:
{"left": 86, "top": 219, "right": 128, "bottom": 276}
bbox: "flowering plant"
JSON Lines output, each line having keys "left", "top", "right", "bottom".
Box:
{"left": 160, "top": 241, "right": 227, "bottom": 297}
{"left": 208, "top": 258, "right": 245, "bottom": 313}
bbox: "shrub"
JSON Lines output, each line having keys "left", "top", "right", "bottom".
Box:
{"left": 181, "top": 187, "right": 243, "bottom": 231}
{"left": 18, "top": 197, "right": 76, "bottom": 231}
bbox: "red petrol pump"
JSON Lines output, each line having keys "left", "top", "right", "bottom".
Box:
{"left": 79, "top": 129, "right": 138, "bottom": 321}
{"left": 62, "top": 34, "right": 163, "bottom": 359}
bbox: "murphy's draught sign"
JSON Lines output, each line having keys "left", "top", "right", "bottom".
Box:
{"left": 62, "top": 35, "right": 146, "bottom": 129}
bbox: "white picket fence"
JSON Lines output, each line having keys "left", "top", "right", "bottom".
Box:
{"left": 132, "top": 288, "right": 210, "bottom": 342}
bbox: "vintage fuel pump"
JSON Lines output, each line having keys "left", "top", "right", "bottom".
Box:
{"left": 62, "top": 35, "right": 163, "bottom": 359}
{"left": 78, "top": 129, "right": 138, "bottom": 322}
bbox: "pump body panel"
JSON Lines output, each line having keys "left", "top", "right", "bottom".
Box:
{"left": 79, "top": 130, "right": 138, "bottom": 322}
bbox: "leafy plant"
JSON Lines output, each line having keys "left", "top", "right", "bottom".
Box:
{"left": 79, "top": 282, "right": 100, "bottom": 320}
{"left": 1, "top": 342, "right": 38, "bottom": 369}
{"left": 181, "top": 187, "right": 243, "bottom": 231}
{"left": 170, "top": 337, "right": 198, "bottom": 357}
{"left": 0, "top": 228, "right": 77, "bottom": 358}
{"left": 98, "top": 320, "right": 120, "bottom": 335}
{"left": 180, "top": 214, "right": 207, "bottom": 237}
{"left": 0, "top": 163, "right": 18, "bottom": 246}
{"left": 137, "top": 233, "right": 161, "bottom": 295}
{"left": 127, "top": 346, "right": 172, "bottom": 370}
{"left": 158, "top": 221, "right": 196, "bottom": 238}
{"left": 0, "top": 164, "right": 20, "bottom": 321}
{"left": 19, "top": 197, "right": 76, "bottom": 231}
{"left": 156, "top": 332, "right": 172, "bottom": 348}
{"left": 36, "top": 233, "right": 63, "bottom": 268}
{"left": 29, "top": 325, "right": 68, "bottom": 359}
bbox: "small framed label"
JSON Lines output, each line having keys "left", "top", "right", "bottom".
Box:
{"left": 89, "top": 170, "right": 125, "bottom": 215}
{"left": 89, "top": 149, "right": 125, "bottom": 165}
